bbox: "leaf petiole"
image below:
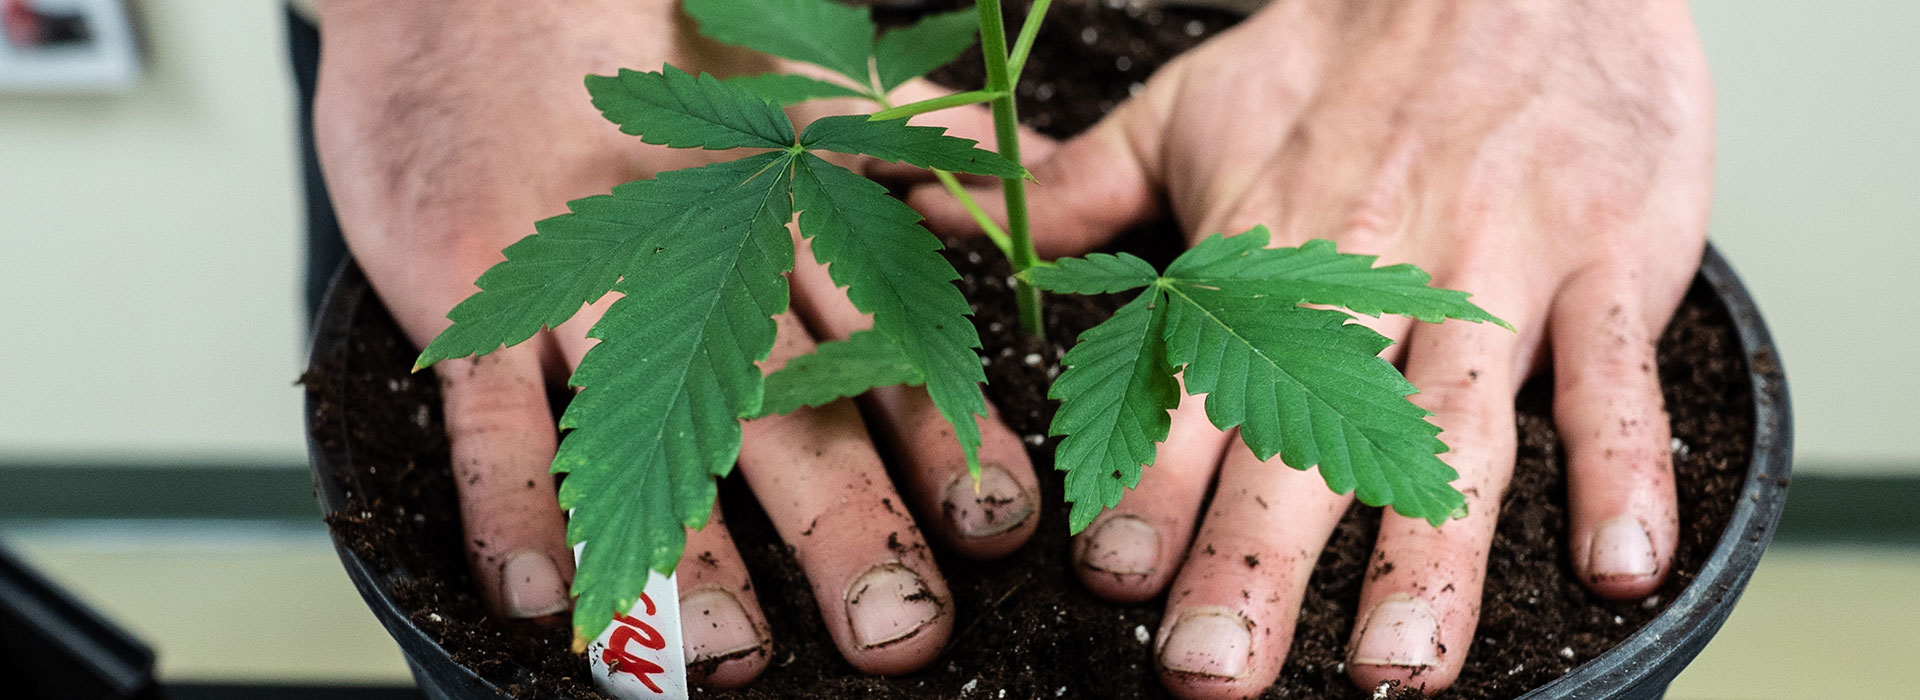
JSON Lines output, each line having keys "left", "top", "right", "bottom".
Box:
{"left": 869, "top": 89, "right": 1009, "bottom": 121}
{"left": 932, "top": 169, "right": 1014, "bottom": 259}
{"left": 1006, "top": 0, "right": 1052, "bottom": 85}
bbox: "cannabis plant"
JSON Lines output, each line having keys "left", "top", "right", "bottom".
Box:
{"left": 414, "top": 0, "right": 1505, "bottom": 646}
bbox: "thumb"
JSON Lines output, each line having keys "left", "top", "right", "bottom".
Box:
{"left": 908, "top": 98, "right": 1162, "bottom": 258}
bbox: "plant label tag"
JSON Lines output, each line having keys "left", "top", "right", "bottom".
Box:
{"left": 584, "top": 569, "right": 688, "bottom": 700}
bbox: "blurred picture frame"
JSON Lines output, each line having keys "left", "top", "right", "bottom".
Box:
{"left": 0, "top": 0, "right": 139, "bottom": 93}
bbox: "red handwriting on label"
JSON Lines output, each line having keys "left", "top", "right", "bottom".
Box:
{"left": 601, "top": 593, "right": 669, "bottom": 694}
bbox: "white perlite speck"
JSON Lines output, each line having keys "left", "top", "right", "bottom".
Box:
{"left": 1024, "top": 353, "right": 1043, "bottom": 366}
{"left": 961, "top": 679, "right": 979, "bottom": 696}
{"left": 1133, "top": 624, "right": 1150, "bottom": 644}
{"left": 1559, "top": 646, "right": 1576, "bottom": 660}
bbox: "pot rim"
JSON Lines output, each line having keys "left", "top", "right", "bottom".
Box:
{"left": 305, "top": 243, "right": 1793, "bottom": 699}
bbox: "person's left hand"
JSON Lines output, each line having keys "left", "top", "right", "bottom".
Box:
{"left": 911, "top": 0, "right": 1713, "bottom": 695}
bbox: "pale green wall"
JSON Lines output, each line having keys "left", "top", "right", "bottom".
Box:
{"left": 0, "top": 2, "right": 305, "bottom": 464}
{"left": 0, "top": 2, "right": 1913, "bottom": 474}
{"left": 1695, "top": 0, "right": 1920, "bottom": 473}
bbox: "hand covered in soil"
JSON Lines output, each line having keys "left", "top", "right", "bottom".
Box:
{"left": 912, "top": 0, "right": 1712, "bottom": 695}
{"left": 313, "top": 0, "right": 1053, "bottom": 686}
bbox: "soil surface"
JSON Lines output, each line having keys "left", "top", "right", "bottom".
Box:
{"left": 303, "top": 1, "right": 1755, "bottom": 698}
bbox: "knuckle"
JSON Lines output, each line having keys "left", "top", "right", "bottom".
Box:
{"left": 1339, "top": 135, "right": 1421, "bottom": 250}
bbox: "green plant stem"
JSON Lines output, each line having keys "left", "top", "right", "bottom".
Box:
{"left": 932, "top": 170, "right": 1015, "bottom": 258}
{"left": 867, "top": 94, "right": 1016, "bottom": 264}
{"left": 976, "top": 0, "right": 1045, "bottom": 337}
{"left": 870, "top": 90, "right": 1008, "bottom": 121}
{"left": 1006, "top": 0, "right": 1053, "bottom": 85}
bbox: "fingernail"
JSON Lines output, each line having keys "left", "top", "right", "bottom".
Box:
{"left": 1350, "top": 594, "right": 1441, "bottom": 668}
{"left": 500, "top": 550, "right": 569, "bottom": 619}
{"left": 1589, "top": 517, "right": 1657, "bottom": 578}
{"left": 844, "top": 563, "right": 942, "bottom": 648}
{"left": 1158, "top": 608, "right": 1252, "bottom": 678}
{"left": 1081, "top": 515, "right": 1158, "bottom": 575}
{"left": 681, "top": 587, "right": 767, "bottom": 664}
{"left": 943, "top": 463, "right": 1034, "bottom": 537}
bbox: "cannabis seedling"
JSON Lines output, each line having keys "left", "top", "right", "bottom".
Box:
{"left": 414, "top": 0, "right": 1506, "bottom": 647}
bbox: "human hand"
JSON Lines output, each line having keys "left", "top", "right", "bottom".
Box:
{"left": 314, "top": 0, "right": 1054, "bottom": 686}
{"left": 911, "top": 0, "right": 1712, "bottom": 695}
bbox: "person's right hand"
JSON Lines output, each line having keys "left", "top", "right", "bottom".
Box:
{"left": 314, "top": 0, "right": 1053, "bottom": 686}
{"left": 910, "top": 0, "right": 1710, "bottom": 696}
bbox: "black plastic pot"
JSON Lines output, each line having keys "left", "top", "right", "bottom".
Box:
{"left": 0, "top": 544, "right": 159, "bottom": 700}
{"left": 304, "top": 244, "right": 1792, "bottom": 700}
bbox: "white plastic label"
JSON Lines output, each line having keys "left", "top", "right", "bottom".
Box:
{"left": 582, "top": 568, "right": 688, "bottom": 699}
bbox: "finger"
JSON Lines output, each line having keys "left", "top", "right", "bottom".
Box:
{"left": 1074, "top": 393, "right": 1232, "bottom": 602}
{"left": 1152, "top": 443, "right": 1352, "bottom": 699}
{"left": 788, "top": 236, "right": 1041, "bottom": 560}
{"left": 1550, "top": 266, "right": 1678, "bottom": 599}
{"left": 437, "top": 344, "right": 574, "bottom": 623}
{"left": 867, "top": 386, "right": 1041, "bottom": 559}
{"left": 736, "top": 313, "right": 953, "bottom": 675}
{"left": 675, "top": 503, "right": 772, "bottom": 688}
{"left": 1347, "top": 315, "right": 1524, "bottom": 695}
{"left": 865, "top": 78, "right": 1059, "bottom": 183}
{"left": 905, "top": 96, "right": 1163, "bottom": 257}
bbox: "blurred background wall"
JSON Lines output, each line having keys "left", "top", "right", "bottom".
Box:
{"left": 0, "top": 1, "right": 304, "bottom": 467}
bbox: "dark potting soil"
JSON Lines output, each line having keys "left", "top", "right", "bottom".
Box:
{"left": 302, "top": 1, "right": 1754, "bottom": 698}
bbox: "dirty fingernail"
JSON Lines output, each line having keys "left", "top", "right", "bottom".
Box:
{"left": 1081, "top": 514, "right": 1159, "bottom": 575}
{"left": 1350, "top": 594, "right": 1441, "bottom": 668}
{"left": 500, "top": 550, "right": 569, "bottom": 619}
{"left": 1589, "top": 517, "right": 1657, "bottom": 578}
{"left": 682, "top": 587, "right": 767, "bottom": 664}
{"left": 944, "top": 463, "right": 1034, "bottom": 537}
{"left": 845, "top": 563, "right": 942, "bottom": 648}
{"left": 1158, "top": 608, "right": 1252, "bottom": 678}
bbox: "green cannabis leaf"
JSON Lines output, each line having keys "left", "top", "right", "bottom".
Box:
{"left": 687, "top": 0, "right": 981, "bottom": 99}
{"left": 1162, "top": 283, "right": 1465, "bottom": 524}
{"left": 556, "top": 151, "right": 797, "bottom": 644}
{"left": 684, "top": 0, "right": 875, "bottom": 86}
{"left": 418, "top": 156, "right": 793, "bottom": 368}
{"left": 791, "top": 153, "right": 990, "bottom": 475}
{"left": 1047, "top": 290, "right": 1180, "bottom": 533}
{"left": 875, "top": 9, "right": 980, "bottom": 91}
{"left": 1024, "top": 252, "right": 1159, "bottom": 295}
{"left": 1036, "top": 230, "right": 1505, "bottom": 529}
{"left": 724, "top": 73, "right": 868, "bottom": 106}
{"left": 758, "top": 329, "right": 925, "bottom": 417}
{"left": 585, "top": 66, "right": 795, "bottom": 149}
{"left": 1164, "top": 233, "right": 1510, "bottom": 328}
{"left": 802, "top": 115, "right": 1025, "bottom": 178}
